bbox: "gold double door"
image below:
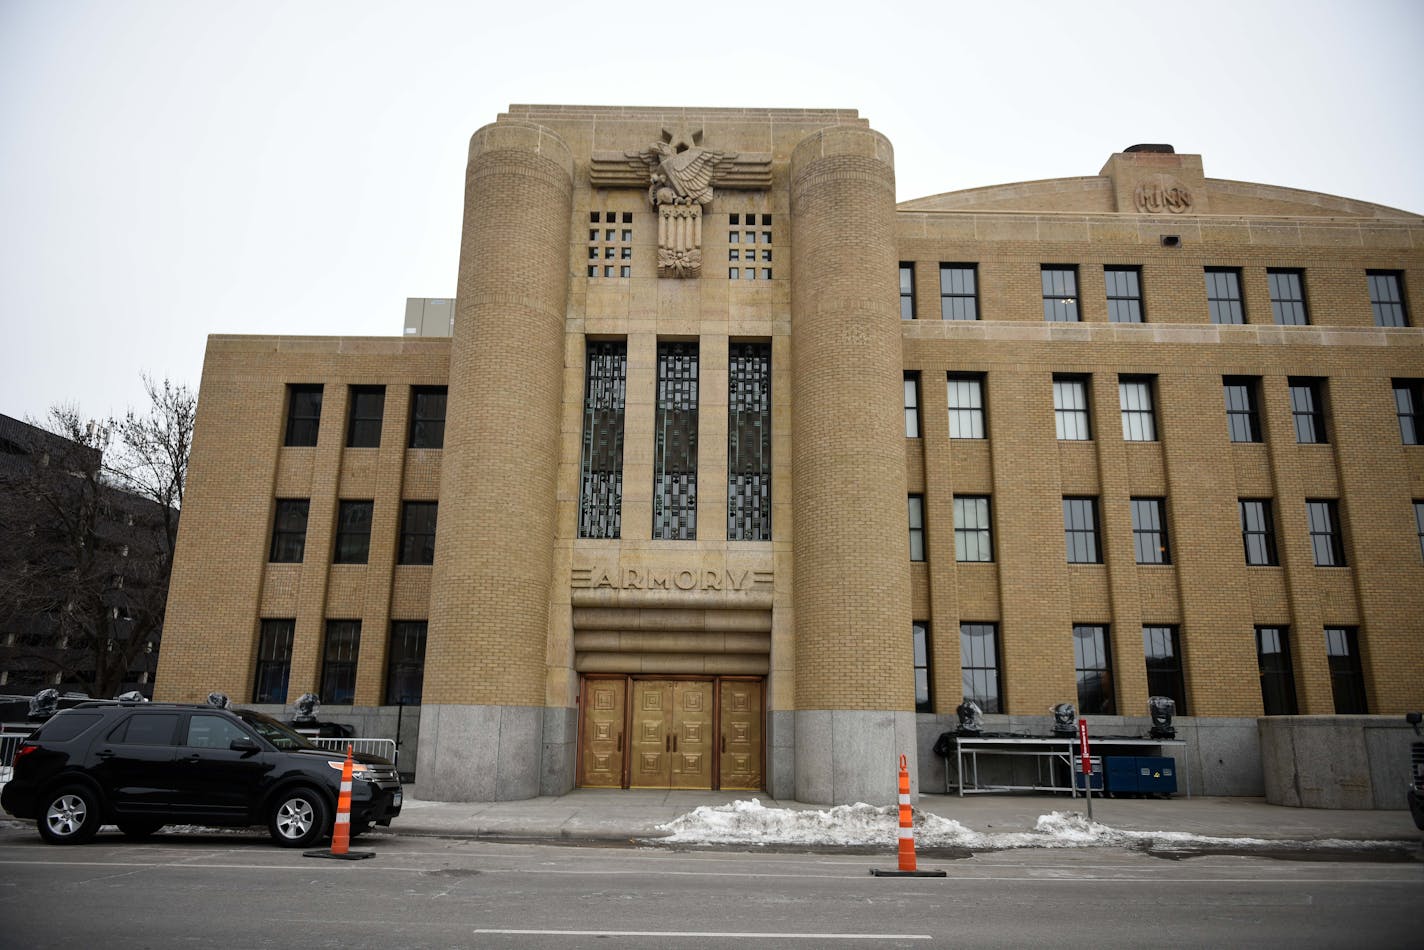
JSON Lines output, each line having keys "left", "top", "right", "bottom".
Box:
{"left": 578, "top": 676, "right": 763, "bottom": 791}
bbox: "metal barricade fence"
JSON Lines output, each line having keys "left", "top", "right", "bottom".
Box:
{"left": 1, "top": 731, "right": 31, "bottom": 783}
{"left": 305, "top": 736, "right": 398, "bottom": 766}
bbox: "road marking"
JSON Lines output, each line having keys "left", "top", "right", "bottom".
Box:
{"left": 473, "top": 930, "right": 931, "bottom": 940}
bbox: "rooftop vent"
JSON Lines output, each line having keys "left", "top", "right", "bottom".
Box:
{"left": 1124, "top": 144, "right": 1175, "bottom": 154}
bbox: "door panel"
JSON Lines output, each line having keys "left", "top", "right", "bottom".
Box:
{"left": 719, "top": 680, "right": 763, "bottom": 790}
{"left": 670, "top": 681, "right": 713, "bottom": 789}
{"left": 629, "top": 681, "right": 670, "bottom": 788}
{"left": 579, "top": 678, "right": 626, "bottom": 788}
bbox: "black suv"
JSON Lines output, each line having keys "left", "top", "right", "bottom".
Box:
{"left": 2, "top": 702, "right": 402, "bottom": 847}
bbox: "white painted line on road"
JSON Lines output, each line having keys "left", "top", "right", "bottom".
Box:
{"left": 473, "top": 930, "right": 931, "bottom": 940}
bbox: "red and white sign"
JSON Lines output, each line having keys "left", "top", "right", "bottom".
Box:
{"left": 1078, "top": 718, "right": 1092, "bottom": 773}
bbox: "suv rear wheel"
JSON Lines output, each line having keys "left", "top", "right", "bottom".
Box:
{"left": 38, "top": 785, "right": 101, "bottom": 845}
{"left": 269, "top": 787, "right": 329, "bottom": 848}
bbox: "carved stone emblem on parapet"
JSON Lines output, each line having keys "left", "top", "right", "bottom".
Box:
{"left": 1134, "top": 174, "right": 1193, "bottom": 214}
{"left": 590, "top": 126, "right": 772, "bottom": 278}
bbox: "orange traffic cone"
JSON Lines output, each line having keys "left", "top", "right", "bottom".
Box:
{"left": 306, "top": 744, "right": 375, "bottom": 861}
{"left": 870, "top": 754, "right": 945, "bottom": 877}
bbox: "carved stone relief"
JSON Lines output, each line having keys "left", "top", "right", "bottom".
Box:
{"left": 1134, "top": 174, "right": 1194, "bottom": 214}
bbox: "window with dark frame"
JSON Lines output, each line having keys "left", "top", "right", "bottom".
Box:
{"left": 1131, "top": 497, "right": 1170, "bottom": 564}
{"left": 1325, "top": 626, "right": 1367, "bottom": 714}
{"left": 939, "top": 264, "right": 979, "bottom": 320}
{"left": 960, "top": 622, "right": 1002, "bottom": 713}
{"left": 904, "top": 372, "right": 921, "bottom": 438}
{"left": 1289, "top": 377, "right": 1328, "bottom": 444}
{"left": 1063, "top": 497, "right": 1101, "bottom": 564}
{"left": 1224, "top": 376, "right": 1263, "bottom": 443}
{"left": 588, "top": 210, "right": 634, "bottom": 279}
{"left": 1041, "top": 266, "right": 1080, "bottom": 322}
{"left": 1119, "top": 376, "right": 1157, "bottom": 441}
{"left": 580, "top": 341, "right": 627, "bottom": 539}
{"left": 253, "top": 619, "right": 294, "bottom": 704}
{"left": 1395, "top": 378, "right": 1423, "bottom": 445}
{"left": 1054, "top": 376, "right": 1091, "bottom": 440}
{"left": 1256, "top": 626, "right": 1298, "bottom": 715}
{"left": 346, "top": 385, "right": 385, "bottom": 448}
{"left": 399, "top": 501, "right": 438, "bottom": 565}
{"left": 727, "top": 341, "right": 771, "bottom": 541}
{"left": 1240, "top": 499, "right": 1279, "bottom": 566}
{"left": 269, "top": 499, "right": 309, "bottom": 563}
{"left": 908, "top": 495, "right": 926, "bottom": 562}
{"left": 1143, "top": 625, "right": 1187, "bottom": 714}
{"left": 1415, "top": 501, "right": 1424, "bottom": 561}
{"left": 1073, "top": 624, "right": 1115, "bottom": 715}
{"left": 1205, "top": 268, "right": 1245, "bottom": 324}
{"left": 1306, "top": 499, "right": 1345, "bottom": 566}
{"left": 385, "top": 620, "right": 427, "bottom": 705}
{"left": 408, "top": 386, "right": 448, "bottom": 449}
{"left": 1105, "top": 266, "right": 1143, "bottom": 323}
{"left": 333, "top": 500, "right": 374, "bottom": 565}
{"left": 953, "top": 495, "right": 993, "bottom": 562}
{"left": 1367, "top": 270, "right": 1408, "bottom": 327}
{"left": 948, "top": 374, "right": 986, "bottom": 439}
{"left": 727, "top": 213, "right": 773, "bottom": 281}
{"left": 284, "top": 384, "right": 323, "bottom": 447}
{"left": 1268, "top": 269, "right": 1309, "bottom": 325}
{"left": 653, "top": 341, "right": 698, "bottom": 540}
{"left": 320, "top": 620, "right": 361, "bottom": 705}
{"left": 899, "top": 263, "right": 916, "bottom": 320}
{"left": 912, "top": 621, "right": 932, "bottom": 713}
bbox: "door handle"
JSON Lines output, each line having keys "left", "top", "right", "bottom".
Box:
{"left": 616, "top": 733, "right": 622, "bottom": 752}
{"left": 666, "top": 735, "right": 670, "bottom": 752}
{"left": 721, "top": 734, "right": 726, "bottom": 754}
{"left": 672, "top": 735, "right": 678, "bottom": 753}
{"left": 96, "top": 749, "right": 114, "bottom": 759}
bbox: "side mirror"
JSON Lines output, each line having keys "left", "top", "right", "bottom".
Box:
{"left": 230, "top": 736, "right": 260, "bottom": 755}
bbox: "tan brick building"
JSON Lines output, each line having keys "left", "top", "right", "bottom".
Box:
{"left": 157, "top": 106, "right": 1424, "bottom": 805}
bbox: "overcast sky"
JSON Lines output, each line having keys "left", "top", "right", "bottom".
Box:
{"left": 2, "top": 0, "right": 1421, "bottom": 426}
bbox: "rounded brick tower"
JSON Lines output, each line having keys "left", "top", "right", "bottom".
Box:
{"left": 418, "top": 121, "right": 574, "bottom": 800}
{"left": 789, "top": 125, "right": 916, "bottom": 805}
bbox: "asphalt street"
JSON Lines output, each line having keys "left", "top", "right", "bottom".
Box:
{"left": 0, "top": 825, "right": 1419, "bottom": 950}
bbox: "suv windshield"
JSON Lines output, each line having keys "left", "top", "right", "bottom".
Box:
{"left": 238, "top": 710, "right": 320, "bottom": 751}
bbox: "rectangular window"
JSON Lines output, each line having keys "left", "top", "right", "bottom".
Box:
{"left": 284, "top": 384, "right": 323, "bottom": 447}
{"left": 580, "top": 341, "right": 627, "bottom": 539}
{"left": 1367, "top": 270, "right": 1408, "bottom": 327}
{"left": 1143, "top": 625, "right": 1187, "bottom": 714}
{"left": 727, "top": 213, "right": 773, "bottom": 280}
{"left": 1104, "top": 266, "right": 1143, "bottom": 323}
{"left": 959, "top": 622, "right": 1002, "bottom": 713}
{"left": 1205, "top": 268, "right": 1245, "bottom": 324}
{"left": 1256, "top": 626, "right": 1298, "bottom": 715}
{"left": 333, "top": 500, "right": 373, "bottom": 565}
{"left": 1306, "top": 499, "right": 1345, "bottom": 566}
{"left": 253, "top": 619, "right": 294, "bottom": 704}
{"left": 320, "top": 620, "right": 361, "bottom": 705}
{"left": 1325, "top": 627, "right": 1368, "bottom": 714}
{"left": 1223, "top": 376, "right": 1263, "bottom": 443}
{"left": 1395, "top": 378, "right": 1423, "bottom": 445}
{"left": 1073, "top": 624, "right": 1115, "bottom": 715}
{"left": 346, "top": 385, "right": 385, "bottom": 448}
{"left": 953, "top": 495, "right": 993, "bottom": 562}
{"left": 1415, "top": 501, "right": 1424, "bottom": 561}
{"left": 1119, "top": 376, "right": 1157, "bottom": 441}
{"left": 1239, "top": 499, "right": 1279, "bottom": 566}
{"left": 912, "top": 622, "right": 932, "bottom": 713}
{"left": 1268, "top": 269, "right": 1309, "bottom": 325}
{"left": 408, "top": 386, "right": 448, "bottom": 449}
{"left": 1063, "top": 497, "right": 1101, "bottom": 564}
{"left": 939, "top": 264, "right": 978, "bottom": 321}
{"left": 399, "top": 501, "right": 438, "bottom": 565}
{"left": 948, "top": 374, "right": 986, "bottom": 439}
{"left": 653, "top": 341, "right": 698, "bottom": 540}
{"left": 1131, "top": 497, "right": 1170, "bottom": 564}
{"left": 1042, "top": 266, "right": 1080, "bottom": 322}
{"left": 728, "top": 342, "right": 771, "bottom": 541}
{"left": 904, "top": 372, "right": 921, "bottom": 438}
{"left": 1289, "top": 377, "right": 1328, "bottom": 444}
{"left": 269, "top": 499, "right": 309, "bottom": 563}
{"left": 908, "top": 494, "right": 926, "bottom": 562}
{"left": 588, "top": 210, "right": 634, "bottom": 279}
{"left": 899, "top": 263, "right": 916, "bottom": 320}
{"left": 1054, "top": 376, "right": 1091, "bottom": 440}
{"left": 385, "top": 620, "right": 427, "bottom": 705}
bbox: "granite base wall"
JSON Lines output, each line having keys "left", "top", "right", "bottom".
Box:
{"left": 1259, "top": 716, "right": 1417, "bottom": 809}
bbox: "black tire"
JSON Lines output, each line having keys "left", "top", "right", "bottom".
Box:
{"left": 268, "top": 787, "right": 330, "bottom": 848}
{"left": 37, "top": 785, "right": 102, "bottom": 845}
{"left": 117, "top": 819, "right": 165, "bottom": 839}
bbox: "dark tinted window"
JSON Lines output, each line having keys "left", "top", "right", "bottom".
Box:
{"left": 409, "top": 386, "right": 448, "bottom": 449}
{"left": 34, "top": 712, "right": 103, "bottom": 742}
{"left": 346, "top": 386, "right": 385, "bottom": 448}
{"left": 108, "top": 713, "right": 179, "bottom": 745}
{"left": 285, "top": 384, "right": 323, "bottom": 447}
{"left": 185, "top": 714, "right": 251, "bottom": 749}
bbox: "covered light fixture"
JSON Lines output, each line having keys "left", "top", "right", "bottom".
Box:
{"left": 956, "top": 699, "right": 984, "bottom": 736}
{"left": 1051, "top": 702, "right": 1077, "bottom": 737}
{"left": 206, "top": 691, "right": 230, "bottom": 709}
{"left": 1149, "top": 695, "right": 1176, "bottom": 738}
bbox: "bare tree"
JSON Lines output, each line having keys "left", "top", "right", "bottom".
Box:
{"left": 0, "top": 377, "right": 195, "bottom": 698}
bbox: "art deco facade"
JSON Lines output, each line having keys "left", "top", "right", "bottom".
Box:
{"left": 157, "top": 106, "right": 1424, "bottom": 804}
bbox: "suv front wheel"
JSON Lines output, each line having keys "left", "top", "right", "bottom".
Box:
{"left": 38, "top": 785, "right": 101, "bottom": 845}
{"left": 269, "top": 787, "right": 330, "bottom": 848}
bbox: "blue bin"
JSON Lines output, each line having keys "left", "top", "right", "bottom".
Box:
{"left": 1104, "top": 756, "right": 1140, "bottom": 794}
{"left": 1137, "top": 756, "right": 1177, "bottom": 795}
{"left": 1072, "top": 755, "right": 1103, "bottom": 791}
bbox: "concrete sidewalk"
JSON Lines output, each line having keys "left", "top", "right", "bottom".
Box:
{"left": 390, "top": 787, "right": 1423, "bottom": 845}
